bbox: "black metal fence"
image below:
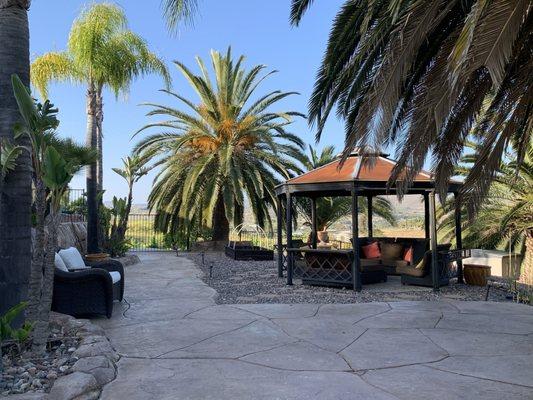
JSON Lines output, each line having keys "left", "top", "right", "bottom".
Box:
{"left": 61, "top": 188, "right": 86, "bottom": 222}
{"left": 126, "top": 213, "right": 172, "bottom": 251}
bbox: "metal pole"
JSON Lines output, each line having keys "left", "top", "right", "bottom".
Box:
{"left": 429, "top": 191, "right": 439, "bottom": 291}
{"left": 454, "top": 192, "right": 464, "bottom": 284}
{"left": 311, "top": 197, "right": 317, "bottom": 249}
{"left": 367, "top": 195, "right": 373, "bottom": 237}
{"left": 276, "top": 195, "right": 283, "bottom": 278}
{"left": 424, "top": 192, "right": 430, "bottom": 240}
{"left": 286, "top": 192, "right": 293, "bottom": 285}
{"left": 351, "top": 187, "right": 362, "bottom": 292}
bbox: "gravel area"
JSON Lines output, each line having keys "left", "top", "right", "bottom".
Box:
{"left": 1, "top": 313, "right": 81, "bottom": 396}
{"left": 190, "top": 252, "right": 513, "bottom": 304}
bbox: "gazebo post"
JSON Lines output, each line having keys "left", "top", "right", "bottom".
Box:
{"left": 276, "top": 194, "right": 283, "bottom": 278}
{"left": 367, "top": 195, "right": 373, "bottom": 237}
{"left": 423, "top": 192, "right": 430, "bottom": 240}
{"left": 429, "top": 191, "right": 440, "bottom": 291}
{"left": 286, "top": 192, "right": 293, "bottom": 285}
{"left": 454, "top": 192, "right": 464, "bottom": 283}
{"left": 311, "top": 197, "right": 318, "bottom": 249}
{"left": 351, "top": 186, "right": 362, "bottom": 292}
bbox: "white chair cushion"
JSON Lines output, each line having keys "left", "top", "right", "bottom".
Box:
{"left": 59, "top": 247, "right": 87, "bottom": 270}
{"left": 54, "top": 253, "right": 69, "bottom": 272}
{"left": 109, "top": 271, "right": 121, "bottom": 284}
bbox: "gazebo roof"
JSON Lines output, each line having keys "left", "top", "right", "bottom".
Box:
{"left": 276, "top": 149, "right": 462, "bottom": 196}
{"left": 288, "top": 151, "right": 432, "bottom": 184}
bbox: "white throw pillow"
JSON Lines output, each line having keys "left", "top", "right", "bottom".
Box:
{"left": 109, "top": 271, "right": 121, "bottom": 284}
{"left": 59, "top": 247, "right": 87, "bottom": 270}
{"left": 54, "top": 253, "right": 69, "bottom": 272}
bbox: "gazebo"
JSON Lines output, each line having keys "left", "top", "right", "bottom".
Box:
{"left": 274, "top": 149, "right": 466, "bottom": 292}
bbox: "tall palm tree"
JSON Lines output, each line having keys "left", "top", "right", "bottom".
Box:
{"left": 439, "top": 138, "right": 533, "bottom": 284}
{"left": 291, "top": 0, "right": 532, "bottom": 214}
{"left": 31, "top": 2, "right": 171, "bottom": 253}
{"left": 136, "top": 48, "right": 305, "bottom": 242}
{"left": 297, "top": 145, "right": 396, "bottom": 232}
{"left": 0, "top": 0, "right": 32, "bottom": 321}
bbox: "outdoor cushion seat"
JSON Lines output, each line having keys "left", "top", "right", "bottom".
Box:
{"left": 109, "top": 271, "right": 121, "bottom": 284}
{"left": 397, "top": 263, "right": 425, "bottom": 277}
{"left": 400, "top": 244, "right": 453, "bottom": 287}
{"left": 52, "top": 248, "right": 125, "bottom": 318}
{"left": 395, "top": 260, "right": 409, "bottom": 270}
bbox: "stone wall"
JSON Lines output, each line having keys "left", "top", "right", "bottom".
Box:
{"left": 32, "top": 221, "right": 87, "bottom": 253}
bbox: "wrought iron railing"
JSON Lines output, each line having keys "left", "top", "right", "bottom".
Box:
{"left": 126, "top": 213, "right": 172, "bottom": 251}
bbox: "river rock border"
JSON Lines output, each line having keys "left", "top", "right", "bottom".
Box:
{"left": 45, "top": 313, "right": 119, "bottom": 400}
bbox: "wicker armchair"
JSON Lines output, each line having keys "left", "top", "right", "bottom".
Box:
{"left": 52, "top": 257, "right": 124, "bottom": 319}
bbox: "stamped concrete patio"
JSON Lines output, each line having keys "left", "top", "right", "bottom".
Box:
{"left": 95, "top": 253, "right": 533, "bottom": 400}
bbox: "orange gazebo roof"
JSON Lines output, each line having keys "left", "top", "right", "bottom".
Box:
{"left": 288, "top": 151, "right": 432, "bottom": 185}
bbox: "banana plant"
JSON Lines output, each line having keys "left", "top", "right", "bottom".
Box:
{"left": 0, "top": 137, "right": 24, "bottom": 182}
{"left": 11, "top": 74, "right": 92, "bottom": 354}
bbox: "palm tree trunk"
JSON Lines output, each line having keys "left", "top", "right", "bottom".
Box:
{"left": 32, "top": 210, "right": 59, "bottom": 354}
{"left": 0, "top": 0, "right": 32, "bottom": 328}
{"left": 95, "top": 87, "right": 103, "bottom": 191}
{"left": 521, "top": 230, "right": 533, "bottom": 285}
{"left": 27, "top": 179, "right": 46, "bottom": 322}
{"left": 86, "top": 83, "right": 99, "bottom": 253}
{"left": 211, "top": 192, "right": 229, "bottom": 241}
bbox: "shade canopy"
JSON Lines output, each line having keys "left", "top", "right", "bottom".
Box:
{"left": 275, "top": 149, "right": 462, "bottom": 196}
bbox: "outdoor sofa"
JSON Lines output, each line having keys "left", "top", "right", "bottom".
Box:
{"left": 52, "top": 247, "right": 124, "bottom": 318}
{"left": 292, "top": 238, "right": 453, "bottom": 288}
{"left": 398, "top": 243, "right": 452, "bottom": 287}
{"left": 357, "top": 237, "right": 429, "bottom": 275}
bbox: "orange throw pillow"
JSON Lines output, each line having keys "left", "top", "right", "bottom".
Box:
{"left": 403, "top": 246, "right": 413, "bottom": 264}
{"left": 362, "top": 242, "right": 380, "bottom": 259}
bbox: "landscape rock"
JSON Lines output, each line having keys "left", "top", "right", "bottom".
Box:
{"left": 48, "top": 372, "right": 100, "bottom": 400}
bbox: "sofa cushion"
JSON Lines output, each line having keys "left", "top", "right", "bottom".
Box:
{"left": 59, "top": 247, "right": 86, "bottom": 270}
{"left": 395, "top": 260, "right": 409, "bottom": 270}
{"left": 362, "top": 241, "right": 381, "bottom": 259}
{"left": 380, "top": 242, "right": 403, "bottom": 260}
{"left": 54, "top": 253, "right": 68, "bottom": 272}
{"left": 109, "top": 271, "right": 121, "bottom": 284}
{"left": 397, "top": 264, "right": 426, "bottom": 277}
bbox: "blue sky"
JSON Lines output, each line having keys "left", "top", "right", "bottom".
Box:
{"left": 29, "top": 0, "right": 345, "bottom": 203}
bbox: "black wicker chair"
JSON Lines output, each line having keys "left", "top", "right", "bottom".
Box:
{"left": 52, "top": 257, "right": 124, "bottom": 319}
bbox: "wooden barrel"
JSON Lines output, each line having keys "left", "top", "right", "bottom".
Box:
{"left": 463, "top": 264, "right": 491, "bottom": 286}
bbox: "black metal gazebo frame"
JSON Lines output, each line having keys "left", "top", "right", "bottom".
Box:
{"left": 274, "top": 157, "right": 465, "bottom": 292}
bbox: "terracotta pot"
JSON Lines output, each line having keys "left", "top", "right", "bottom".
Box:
{"left": 317, "top": 230, "right": 329, "bottom": 244}
{"left": 464, "top": 264, "right": 491, "bottom": 286}
{"left": 85, "top": 253, "right": 110, "bottom": 262}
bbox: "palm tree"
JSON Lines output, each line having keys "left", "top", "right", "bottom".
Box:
{"left": 136, "top": 48, "right": 305, "bottom": 242}
{"left": 439, "top": 138, "right": 533, "bottom": 284}
{"left": 31, "top": 2, "right": 171, "bottom": 253}
{"left": 297, "top": 145, "right": 396, "bottom": 233}
{"left": 291, "top": 0, "right": 532, "bottom": 214}
{"left": 0, "top": 0, "right": 32, "bottom": 322}
{"left": 160, "top": 0, "right": 199, "bottom": 33}
{"left": 111, "top": 154, "right": 150, "bottom": 241}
